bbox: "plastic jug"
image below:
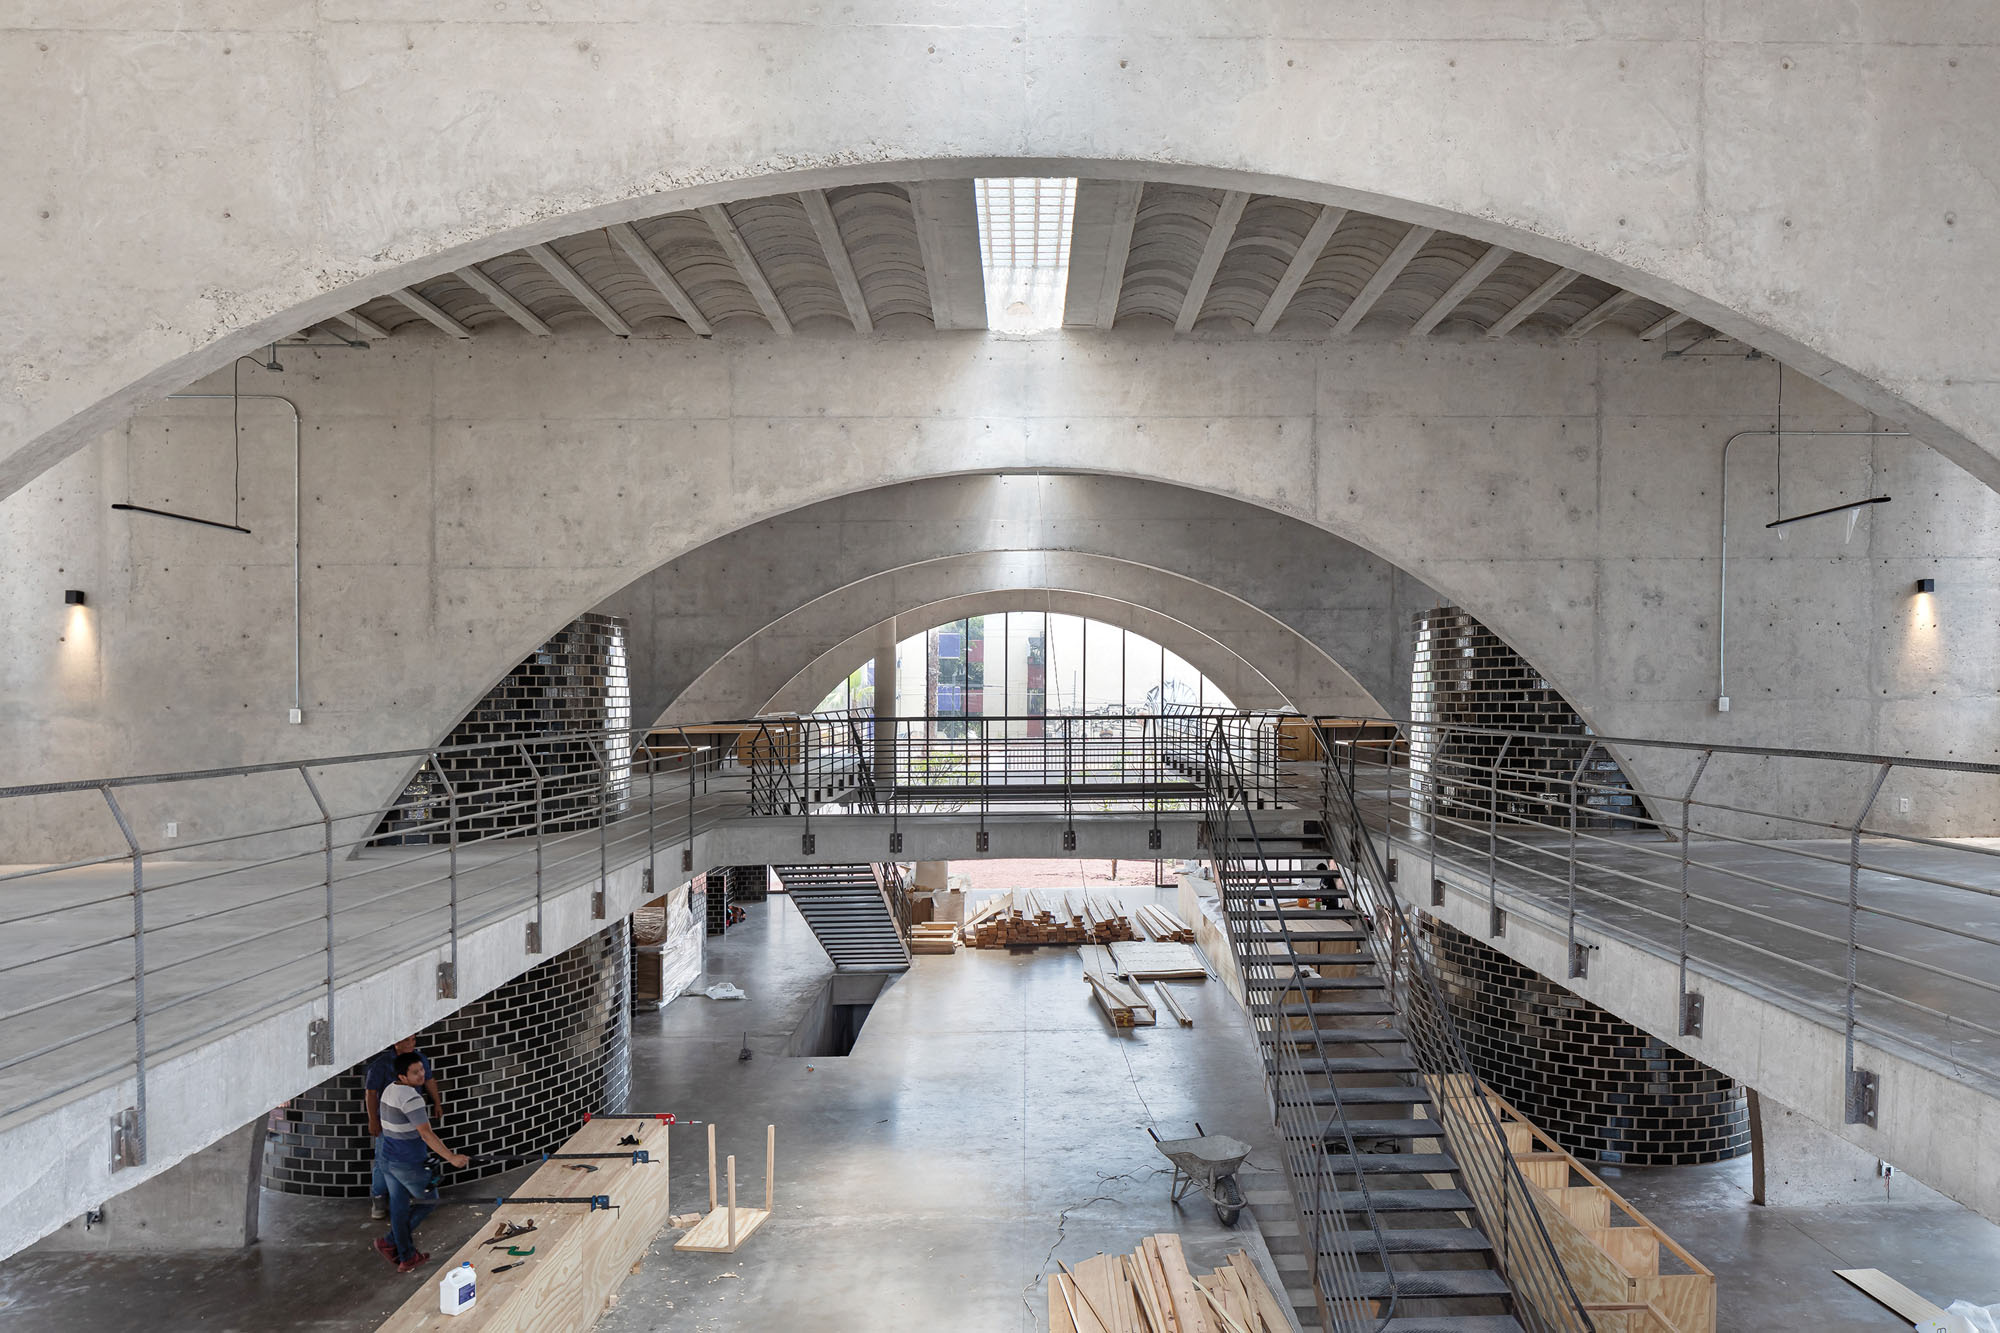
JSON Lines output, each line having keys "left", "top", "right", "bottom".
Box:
{"left": 438, "top": 1261, "right": 476, "bottom": 1315}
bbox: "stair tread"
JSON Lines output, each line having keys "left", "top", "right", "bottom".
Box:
{"left": 1265, "top": 1055, "right": 1419, "bottom": 1075}
{"left": 1312, "top": 1119, "right": 1443, "bottom": 1140}
{"left": 1322, "top": 1227, "right": 1495, "bottom": 1255}
{"left": 1354, "top": 1270, "right": 1512, "bottom": 1300}
{"left": 1321, "top": 1153, "right": 1460, "bottom": 1175}
{"left": 1307, "top": 1187, "right": 1474, "bottom": 1212}
{"left": 1377, "top": 1319, "right": 1523, "bottom": 1333}
{"left": 1282, "top": 1085, "right": 1432, "bottom": 1106}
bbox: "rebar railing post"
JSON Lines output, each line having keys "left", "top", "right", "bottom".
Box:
{"left": 100, "top": 786, "right": 146, "bottom": 1168}
{"left": 298, "top": 767, "right": 336, "bottom": 1062}
{"left": 594, "top": 735, "right": 610, "bottom": 919}
{"left": 434, "top": 755, "right": 459, "bottom": 999}
{"left": 1676, "top": 750, "right": 1714, "bottom": 1036}
{"left": 1566, "top": 742, "right": 1598, "bottom": 979}
{"left": 521, "top": 742, "right": 545, "bottom": 953}
{"left": 1846, "top": 763, "right": 1893, "bottom": 1125}
{"left": 1486, "top": 737, "right": 1513, "bottom": 936}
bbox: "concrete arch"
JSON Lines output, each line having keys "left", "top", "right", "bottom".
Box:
{"left": 6, "top": 13, "right": 2000, "bottom": 497}
{"left": 761, "top": 590, "right": 1292, "bottom": 716}
{"left": 601, "top": 476, "right": 1436, "bottom": 741}
{"left": 656, "top": 557, "right": 1384, "bottom": 722}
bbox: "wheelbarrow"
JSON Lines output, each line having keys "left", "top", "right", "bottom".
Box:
{"left": 1149, "top": 1124, "right": 1252, "bottom": 1227}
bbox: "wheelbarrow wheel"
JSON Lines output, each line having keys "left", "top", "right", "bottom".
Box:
{"left": 1211, "top": 1171, "right": 1245, "bottom": 1227}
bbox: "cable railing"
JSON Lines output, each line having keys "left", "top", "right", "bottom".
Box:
{"left": 0, "top": 709, "right": 1271, "bottom": 1171}
{"left": 1200, "top": 714, "right": 1591, "bottom": 1333}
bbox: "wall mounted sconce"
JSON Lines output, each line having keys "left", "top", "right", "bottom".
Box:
{"left": 63, "top": 589, "right": 86, "bottom": 606}
{"left": 1915, "top": 578, "right": 1936, "bottom": 594}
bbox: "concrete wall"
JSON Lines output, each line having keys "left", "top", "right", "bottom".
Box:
{"left": 6, "top": 7, "right": 2000, "bottom": 500}
{"left": 4, "top": 334, "right": 1995, "bottom": 857}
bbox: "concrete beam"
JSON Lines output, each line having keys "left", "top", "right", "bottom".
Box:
{"left": 1063, "top": 179, "right": 1143, "bottom": 330}
{"left": 906, "top": 180, "right": 988, "bottom": 330}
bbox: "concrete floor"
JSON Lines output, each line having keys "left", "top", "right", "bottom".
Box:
{"left": 0, "top": 888, "right": 1286, "bottom": 1331}
{"left": 8, "top": 886, "right": 1999, "bottom": 1331}
{"left": 1601, "top": 1154, "right": 2000, "bottom": 1329}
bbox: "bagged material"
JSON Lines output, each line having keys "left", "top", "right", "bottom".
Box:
{"left": 703, "top": 982, "right": 746, "bottom": 1000}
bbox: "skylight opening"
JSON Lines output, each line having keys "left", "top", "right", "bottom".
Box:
{"left": 974, "top": 177, "right": 1077, "bottom": 333}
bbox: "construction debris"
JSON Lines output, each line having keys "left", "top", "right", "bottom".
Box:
{"left": 1049, "top": 1236, "right": 1291, "bottom": 1333}
{"left": 966, "top": 890, "right": 1140, "bottom": 949}
{"left": 1084, "top": 970, "right": 1157, "bottom": 1028}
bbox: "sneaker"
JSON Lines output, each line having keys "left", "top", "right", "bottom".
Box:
{"left": 370, "top": 1196, "right": 388, "bottom": 1220}
{"left": 373, "top": 1238, "right": 397, "bottom": 1265}
{"left": 396, "top": 1250, "right": 430, "bottom": 1274}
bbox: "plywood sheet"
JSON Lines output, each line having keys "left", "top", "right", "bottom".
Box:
{"left": 672, "top": 1205, "right": 770, "bottom": 1253}
{"left": 1109, "top": 940, "right": 1207, "bottom": 979}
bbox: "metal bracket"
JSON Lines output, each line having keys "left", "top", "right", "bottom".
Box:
{"left": 591, "top": 886, "right": 606, "bottom": 919}
{"left": 682, "top": 848, "right": 694, "bottom": 873}
{"left": 1385, "top": 856, "right": 1398, "bottom": 883}
{"left": 1488, "top": 905, "right": 1506, "bottom": 938}
{"left": 307, "top": 1018, "right": 333, "bottom": 1066}
{"left": 111, "top": 1107, "right": 142, "bottom": 1171}
{"left": 1846, "top": 1068, "right": 1880, "bottom": 1127}
{"left": 525, "top": 920, "right": 542, "bottom": 954}
{"left": 1568, "top": 941, "right": 1594, "bottom": 980}
{"left": 889, "top": 832, "right": 903, "bottom": 855}
{"left": 975, "top": 829, "right": 989, "bottom": 852}
{"left": 1431, "top": 877, "right": 1446, "bottom": 907}
{"left": 436, "top": 962, "right": 457, "bottom": 1000}
{"left": 1062, "top": 829, "right": 1077, "bottom": 852}
{"left": 801, "top": 832, "right": 816, "bottom": 856}
{"left": 641, "top": 868, "right": 653, "bottom": 894}
{"left": 1147, "top": 827, "right": 1161, "bottom": 851}
{"left": 1679, "top": 991, "right": 1705, "bottom": 1038}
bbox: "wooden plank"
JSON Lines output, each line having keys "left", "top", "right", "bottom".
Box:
{"left": 1154, "top": 1233, "right": 1213, "bottom": 1333}
{"left": 1226, "top": 1251, "right": 1290, "bottom": 1333}
{"left": 1141, "top": 1239, "right": 1181, "bottom": 1333}
{"left": 1835, "top": 1268, "right": 1947, "bottom": 1324}
{"left": 1153, "top": 983, "right": 1193, "bottom": 1027}
{"left": 1129, "top": 1252, "right": 1172, "bottom": 1333}
{"left": 377, "top": 1116, "right": 672, "bottom": 1333}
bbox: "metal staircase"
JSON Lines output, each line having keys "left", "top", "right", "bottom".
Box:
{"left": 1194, "top": 717, "right": 1591, "bottom": 1333}
{"left": 772, "top": 863, "right": 912, "bottom": 971}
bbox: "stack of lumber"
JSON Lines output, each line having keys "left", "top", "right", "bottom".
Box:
{"left": 1135, "top": 904, "right": 1195, "bottom": 943}
{"left": 377, "top": 1117, "right": 674, "bottom": 1333}
{"left": 1049, "top": 1235, "right": 1292, "bottom": 1333}
{"left": 910, "top": 921, "right": 962, "bottom": 954}
{"left": 1084, "top": 969, "right": 1157, "bottom": 1028}
{"left": 966, "top": 891, "right": 1141, "bottom": 949}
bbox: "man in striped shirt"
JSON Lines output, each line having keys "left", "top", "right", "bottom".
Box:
{"left": 374, "top": 1050, "right": 469, "bottom": 1272}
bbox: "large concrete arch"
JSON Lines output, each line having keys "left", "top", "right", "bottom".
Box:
{"left": 760, "top": 589, "right": 1294, "bottom": 717}
{"left": 6, "top": 11, "right": 2000, "bottom": 498}
{"left": 11, "top": 330, "right": 1998, "bottom": 859}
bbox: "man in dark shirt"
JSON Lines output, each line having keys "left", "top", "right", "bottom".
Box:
{"left": 364, "top": 1036, "right": 442, "bottom": 1219}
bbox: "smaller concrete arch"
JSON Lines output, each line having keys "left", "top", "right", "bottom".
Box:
{"left": 763, "top": 590, "right": 1287, "bottom": 717}
{"left": 655, "top": 551, "right": 1385, "bottom": 725}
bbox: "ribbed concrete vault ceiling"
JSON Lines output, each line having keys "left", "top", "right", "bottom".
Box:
{"left": 314, "top": 178, "right": 1714, "bottom": 347}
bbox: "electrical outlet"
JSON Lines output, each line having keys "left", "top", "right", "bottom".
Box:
{"left": 1898, "top": 797, "right": 1912, "bottom": 814}
{"left": 164, "top": 822, "right": 178, "bottom": 839}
